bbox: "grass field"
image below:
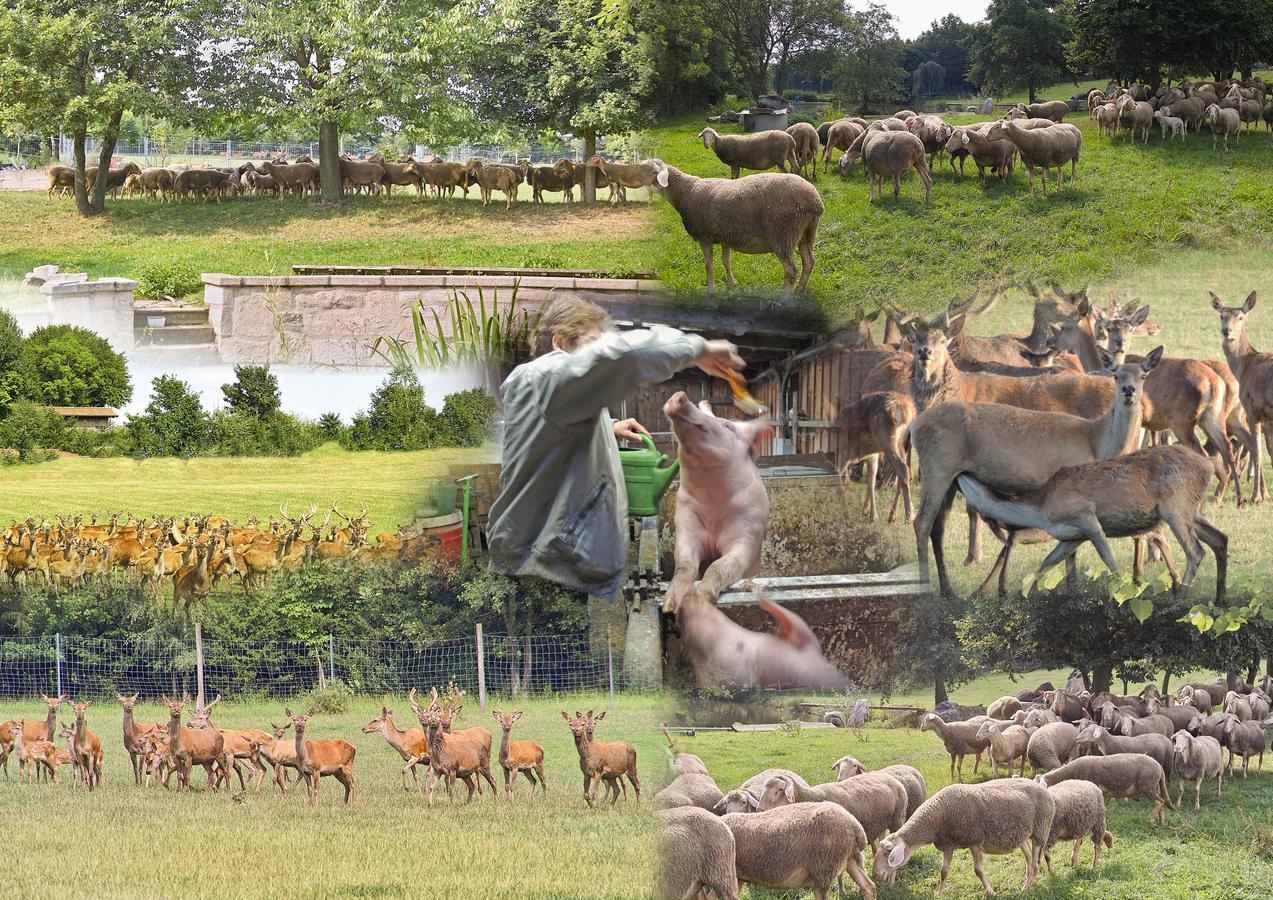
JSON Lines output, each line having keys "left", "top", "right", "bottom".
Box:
{"left": 0, "top": 692, "right": 665, "bottom": 898}
{"left": 670, "top": 702, "right": 1273, "bottom": 898}
{"left": 0, "top": 443, "right": 497, "bottom": 531}
{"left": 0, "top": 189, "right": 656, "bottom": 285}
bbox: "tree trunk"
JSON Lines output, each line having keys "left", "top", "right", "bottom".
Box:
{"left": 582, "top": 128, "right": 597, "bottom": 205}
{"left": 1091, "top": 662, "right": 1113, "bottom": 695}
{"left": 48, "top": 135, "right": 59, "bottom": 163}
{"left": 72, "top": 129, "right": 90, "bottom": 217}
{"left": 318, "top": 120, "right": 342, "bottom": 203}
{"left": 1120, "top": 677, "right": 1128, "bottom": 696}
{"left": 1028, "top": 82, "right": 1037, "bottom": 104}
{"left": 87, "top": 107, "right": 124, "bottom": 216}
{"left": 934, "top": 678, "right": 948, "bottom": 706}
{"left": 1225, "top": 668, "right": 1237, "bottom": 691}
{"left": 1162, "top": 670, "right": 1171, "bottom": 693}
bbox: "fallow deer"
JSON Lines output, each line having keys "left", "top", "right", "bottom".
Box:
{"left": 562, "top": 710, "right": 640, "bottom": 808}
{"left": 283, "top": 707, "right": 356, "bottom": 805}
{"left": 8, "top": 717, "right": 59, "bottom": 783}
{"left": 492, "top": 710, "right": 548, "bottom": 798}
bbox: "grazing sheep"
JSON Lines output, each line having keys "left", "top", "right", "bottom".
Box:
{"left": 831, "top": 756, "right": 927, "bottom": 818}
{"left": 756, "top": 772, "right": 906, "bottom": 850}
{"left": 785, "top": 122, "right": 820, "bottom": 179}
{"left": 1023, "top": 707, "right": 1062, "bottom": 728}
{"left": 714, "top": 787, "right": 759, "bottom": 814}
{"left": 976, "top": 720, "right": 1031, "bottom": 778}
{"left": 1042, "top": 780, "right": 1112, "bottom": 871}
{"left": 1170, "top": 730, "right": 1223, "bottom": 809}
{"left": 655, "top": 807, "right": 741, "bottom": 900}
{"left": 820, "top": 120, "right": 864, "bottom": 174}
{"left": 985, "top": 119, "right": 1081, "bottom": 195}
{"left": 1145, "top": 697, "right": 1202, "bottom": 733}
{"left": 529, "top": 162, "right": 575, "bottom": 204}
{"left": 945, "top": 125, "right": 1016, "bottom": 185}
{"left": 1019, "top": 99, "right": 1070, "bottom": 122}
{"left": 584, "top": 156, "right": 657, "bottom": 203}
{"left": 858, "top": 129, "right": 932, "bottom": 204}
{"left": 873, "top": 780, "right": 1055, "bottom": 894}
{"left": 136, "top": 166, "right": 175, "bottom": 201}
{"left": 906, "top": 115, "right": 954, "bottom": 168}
{"left": 1116, "top": 95, "right": 1154, "bottom": 143}
{"left": 921, "top": 712, "right": 989, "bottom": 781}
{"left": 1177, "top": 684, "right": 1214, "bottom": 714}
{"left": 724, "top": 802, "right": 877, "bottom": 899}
{"left": 1205, "top": 103, "right": 1241, "bottom": 150}
{"left": 1074, "top": 722, "right": 1174, "bottom": 776}
{"left": 698, "top": 127, "right": 798, "bottom": 179}
{"left": 646, "top": 159, "right": 823, "bottom": 295}
{"left": 1035, "top": 753, "right": 1174, "bottom": 825}
{"left": 654, "top": 772, "right": 723, "bottom": 811}
{"left": 1153, "top": 111, "right": 1187, "bottom": 140}
{"left": 1217, "top": 713, "right": 1265, "bottom": 777}
{"left": 738, "top": 767, "right": 811, "bottom": 797}
{"left": 987, "top": 696, "right": 1022, "bottom": 719}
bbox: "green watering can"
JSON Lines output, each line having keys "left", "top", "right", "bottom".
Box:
{"left": 619, "top": 434, "right": 680, "bottom": 517}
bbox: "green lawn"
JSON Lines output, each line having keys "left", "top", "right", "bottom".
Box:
{"left": 0, "top": 692, "right": 665, "bottom": 898}
{"left": 670, "top": 708, "right": 1273, "bottom": 898}
{"left": 0, "top": 443, "right": 496, "bottom": 532}
{"left": 925, "top": 78, "right": 1111, "bottom": 112}
{"left": 0, "top": 189, "right": 656, "bottom": 284}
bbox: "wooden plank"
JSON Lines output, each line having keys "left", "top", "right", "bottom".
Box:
{"left": 714, "top": 583, "right": 931, "bottom": 605}
{"left": 731, "top": 721, "right": 838, "bottom": 732}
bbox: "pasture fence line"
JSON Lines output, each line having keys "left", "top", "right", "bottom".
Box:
{"left": 0, "top": 627, "right": 633, "bottom": 703}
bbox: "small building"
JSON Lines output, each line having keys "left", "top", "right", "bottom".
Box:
{"left": 738, "top": 107, "right": 789, "bottom": 132}
{"left": 48, "top": 407, "right": 119, "bottom": 430}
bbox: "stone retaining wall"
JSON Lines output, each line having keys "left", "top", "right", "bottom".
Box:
{"left": 41, "top": 278, "right": 137, "bottom": 351}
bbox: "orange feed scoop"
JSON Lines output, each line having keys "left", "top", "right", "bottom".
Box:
{"left": 726, "top": 370, "right": 766, "bottom": 416}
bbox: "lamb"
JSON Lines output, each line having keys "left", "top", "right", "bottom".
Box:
{"left": 1170, "top": 730, "right": 1223, "bottom": 809}
{"left": 697, "top": 127, "right": 797, "bottom": 179}
{"left": 755, "top": 772, "right": 906, "bottom": 850}
{"left": 724, "top": 801, "right": 876, "bottom": 900}
{"left": 1073, "top": 722, "right": 1174, "bottom": 776}
{"left": 1216, "top": 713, "right": 1265, "bottom": 777}
{"left": 945, "top": 125, "right": 1016, "bottom": 185}
{"left": 833, "top": 391, "right": 915, "bottom": 523}
{"left": 646, "top": 159, "right": 822, "bottom": 295}
{"left": 1035, "top": 753, "right": 1174, "bottom": 825}
{"left": 85, "top": 161, "right": 142, "bottom": 199}
{"left": 785, "top": 122, "right": 820, "bottom": 179}
{"left": 1116, "top": 95, "right": 1154, "bottom": 143}
{"left": 920, "top": 712, "right": 989, "bottom": 781}
{"left": 1153, "top": 111, "right": 1187, "bottom": 140}
{"left": 1041, "top": 780, "right": 1112, "bottom": 870}
{"left": 873, "top": 780, "right": 1055, "bottom": 894}
{"left": 975, "top": 720, "right": 1031, "bottom": 778}
{"left": 985, "top": 119, "right": 1081, "bottom": 195}
{"left": 1027, "top": 722, "right": 1078, "bottom": 774}
{"left": 654, "top": 772, "right": 723, "bottom": 811}
{"left": 857, "top": 129, "right": 933, "bottom": 204}
{"left": 654, "top": 807, "right": 740, "bottom": 900}
{"left": 830, "top": 756, "right": 927, "bottom": 818}
{"left": 1205, "top": 103, "right": 1241, "bottom": 150}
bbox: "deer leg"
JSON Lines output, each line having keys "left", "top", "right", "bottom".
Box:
{"left": 582, "top": 774, "right": 595, "bottom": 808}
{"left": 862, "top": 454, "right": 879, "bottom": 522}
{"left": 339, "top": 767, "right": 354, "bottom": 804}
{"left": 481, "top": 764, "right": 499, "bottom": 798}
{"left": 1193, "top": 517, "right": 1228, "bottom": 603}
{"left": 536, "top": 763, "right": 548, "bottom": 795}
{"left": 963, "top": 505, "right": 984, "bottom": 566}
{"left": 914, "top": 474, "right": 956, "bottom": 592}
{"left": 973, "top": 538, "right": 1011, "bottom": 598}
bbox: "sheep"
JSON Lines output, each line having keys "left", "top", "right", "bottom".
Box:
{"left": 1153, "top": 111, "right": 1187, "bottom": 140}
{"left": 697, "top": 127, "right": 797, "bottom": 179}
{"left": 714, "top": 787, "right": 760, "bottom": 814}
{"left": 1216, "top": 713, "right": 1265, "bottom": 778}
{"left": 873, "top": 780, "right": 1055, "bottom": 894}
{"left": 755, "top": 772, "right": 906, "bottom": 850}
{"left": 985, "top": 119, "right": 1081, "bottom": 195}
{"left": 905, "top": 115, "right": 953, "bottom": 169}
{"left": 820, "top": 120, "right": 864, "bottom": 174}
{"left": 85, "top": 161, "right": 142, "bottom": 199}
{"left": 1264, "top": 100, "right": 1273, "bottom": 133}
{"left": 1112, "top": 712, "right": 1175, "bottom": 739}
{"left": 1170, "top": 730, "right": 1223, "bottom": 809}
{"left": 1145, "top": 697, "right": 1202, "bottom": 733}
{"left": 646, "top": 159, "right": 822, "bottom": 296}
{"left": 785, "top": 122, "right": 820, "bottom": 179}
{"left": 848, "top": 128, "right": 932, "bottom": 204}
{"left": 1177, "top": 684, "right": 1214, "bottom": 714}
{"left": 831, "top": 756, "right": 927, "bottom": 818}
{"left": 1018, "top": 99, "right": 1070, "bottom": 122}
{"left": 136, "top": 166, "right": 175, "bottom": 201}
{"left": 583, "top": 156, "right": 657, "bottom": 203}
{"left": 654, "top": 772, "right": 723, "bottom": 811}
{"left": 1224, "top": 690, "right": 1254, "bottom": 721}
{"left": 1116, "top": 95, "right": 1154, "bottom": 142}
{"left": 655, "top": 807, "right": 741, "bottom": 900}
{"left": 464, "top": 158, "right": 520, "bottom": 209}
{"left": 987, "top": 696, "right": 1022, "bottom": 719}
{"left": 1073, "top": 722, "right": 1174, "bottom": 775}
{"left": 1041, "top": 780, "right": 1112, "bottom": 871}
{"left": 832, "top": 391, "right": 915, "bottom": 523}
{"left": 660, "top": 723, "right": 709, "bottom": 777}
{"left": 944, "top": 125, "right": 1016, "bottom": 185}
{"left": 921, "top": 712, "right": 989, "bottom": 781}
{"left": 1094, "top": 102, "right": 1120, "bottom": 139}
{"left": 1205, "top": 103, "right": 1241, "bottom": 150}
{"left": 1035, "top": 753, "right": 1174, "bottom": 825}
{"left": 1239, "top": 98, "right": 1262, "bottom": 130}
{"left": 724, "top": 801, "right": 876, "bottom": 900}
{"left": 1251, "top": 690, "right": 1273, "bottom": 720}
{"left": 1023, "top": 707, "right": 1062, "bottom": 728}
{"left": 893, "top": 109, "right": 917, "bottom": 120}
{"left": 529, "top": 162, "right": 575, "bottom": 204}
{"left": 975, "top": 720, "right": 1031, "bottom": 778}
{"left": 737, "top": 767, "right": 811, "bottom": 797}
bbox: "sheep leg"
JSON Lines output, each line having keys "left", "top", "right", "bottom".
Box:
{"left": 845, "top": 851, "right": 874, "bottom": 900}
{"left": 970, "top": 847, "right": 993, "bottom": 894}
{"left": 1070, "top": 837, "right": 1081, "bottom": 868}
{"left": 774, "top": 247, "right": 798, "bottom": 296}
{"left": 937, "top": 849, "right": 953, "bottom": 891}
{"left": 720, "top": 246, "right": 738, "bottom": 287}
{"left": 892, "top": 172, "right": 900, "bottom": 199}
{"left": 1020, "top": 839, "right": 1038, "bottom": 891}
{"left": 700, "top": 242, "right": 716, "bottom": 293}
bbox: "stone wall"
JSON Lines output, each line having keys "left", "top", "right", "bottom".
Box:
{"left": 202, "top": 273, "right": 660, "bottom": 365}
{"left": 41, "top": 278, "right": 137, "bottom": 352}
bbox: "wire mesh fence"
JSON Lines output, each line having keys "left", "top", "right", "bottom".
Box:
{"left": 0, "top": 629, "right": 627, "bottom": 701}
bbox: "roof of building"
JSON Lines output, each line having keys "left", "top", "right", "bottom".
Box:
{"left": 47, "top": 406, "right": 119, "bottom": 418}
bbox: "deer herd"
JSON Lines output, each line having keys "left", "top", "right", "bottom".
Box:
{"left": 0, "top": 690, "right": 640, "bottom": 810}
{"left": 0, "top": 504, "right": 441, "bottom": 608}
{"left": 836, "top": 285, "right": 1268, "bottom": 602}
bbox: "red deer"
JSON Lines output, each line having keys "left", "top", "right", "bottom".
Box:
{"left": 161, "top": 696, "right": 232, "bottom": 792}
{"left": 1211, "top": 291, "right": 1273, "bottom": 502}
{"left": 118, "top": 692, "right": 162, "bottom": 784}
{"left": 0, "top": 692, "right": 64, "bottom": 777}
{"left": 283, "top": 707, "right": 356, "bottom": 806}
{"left": 68, "top": 700, "right": 104, "bottom": 790}
{"left": 362, "top": 706, "right": 431, "bottom": 794}
{"left": 562, "top": 710, "right": 640, "bottom": 808}
{"left": 492, "top": 710, "right": 548, "bottom": 799}
{"left": 409, "top": 696, "right": 497, "bottom": 806}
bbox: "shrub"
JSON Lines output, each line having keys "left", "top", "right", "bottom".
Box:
{"left": 0, "top": 400, "right": 67, "bottom": 455}
{"left": 343, "top": 368, "right": 437, "bottom": 451}
{"left": 301, "top": 679, "right": 354, "bottom": 714}
{"left": 135, "top": 261, "right": 203, "bottom": 301}
{"left": 317, "top": 412, "right": 345, "bottom": 440}
{"left": 435, "top": 388, "right": 499, "bottom": 447}
{"left": 206, "top": 409, "right": 325, "bottom": 456}
{"left": 19, "top": 324, "right": 132, "bottom": 408}
{"left": 124, "top": 374, "right": 207, "bottom": 456}
{"left": 221, "top": 364, "right": 281, "bottom": 420}
{"left": 0, "top": 307, "right": 24, "bottom": 418}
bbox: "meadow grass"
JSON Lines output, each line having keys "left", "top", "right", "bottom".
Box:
{"left": 0, "top": 442, "right": 497, "bottom": 532}
{"left": 0, "top": 691, "right": 666, "bottom": 898}
{"left": 670, "top": 711, "right": 1273, "bottom": 899}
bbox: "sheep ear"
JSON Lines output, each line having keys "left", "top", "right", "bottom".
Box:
{"left": 783, "top": 778, "right": 796, "bottom": 803}
{"left": 888, "top": 839, "right": 908, "bottom": 868}
{"left": 656, "top": 167, "right": 669, "bottom": 188}
{"left": 961, "top": 131, "right": 970, "bottom": 145}
{"left": 745, "top": 789, "right": 760, "bottom": 809}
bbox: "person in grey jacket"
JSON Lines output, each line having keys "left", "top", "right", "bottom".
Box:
{"left": 486, "top": 294, "right": 744, "bottom": 599}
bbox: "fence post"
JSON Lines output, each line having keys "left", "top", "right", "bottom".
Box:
{"left": 476, "top": 624, "right": 486, "bottom": 710}
{"left": 55, "top": 633, "right": 62, "bottom": 697}
{"left": 328, "top": 634, "right": 336, "bottom": 685}
{"left": 607, "top": 631, "right": 615, "bottom": 708}
{"left": 194, "top": 622, "right": 205, "bottom": 710}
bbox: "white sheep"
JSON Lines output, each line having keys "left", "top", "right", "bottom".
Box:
{"left": 1171, "top": 730, "right": 1223, "bottom": 809}
{"left": 724, "top": 801, "right": 876, "bottom": 899}
{"left": 655, "top": 807, "right": 740, "bottom": 900}
{"left": 1153, "top": 111, "right": 1187, "bottom": 141}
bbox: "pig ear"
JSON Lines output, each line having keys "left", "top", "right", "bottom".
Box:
{"left": 736, "top": 420, "right": 775, "bottom": 458}
{"left": 760, "top": 599, "right": 818, "bottom": 651}
{"left": 697, "top": 399, "right": 715, "bottom": 416}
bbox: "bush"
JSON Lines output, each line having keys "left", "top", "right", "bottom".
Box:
{"left": 0, "top": 400, "right": 67, "bottom": 455}
{"left": 435, "top": 388, "right": 499, "bottom": 447}
{"left": 301, "top": 679, "right": 355, "bottom": 714}
{"left": 19, "top": 324, "right": 132, "bottom": 408}
{"left": 317, "top": 412, "right": 346, "bottom": 441}
{"left": 206, "top": 409, "right": 325, "bottom": 456}
{"left": 135, "top": 261, "right": 203, "bottom": 302}
{"left": 343, "top": 368, "right": 437, "bottom": 451}
{"left": 124, "top": 374, "right": 207, "bottom": 456}
{"left": 0, "top": 307, "right": 24, "bottom": 419}
{"left": 221, "top": 364, "right": 281, "bottom": 420}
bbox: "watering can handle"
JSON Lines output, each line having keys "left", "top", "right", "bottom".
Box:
{"left": 637, "top": 433, "right": 658, "bottom": 453}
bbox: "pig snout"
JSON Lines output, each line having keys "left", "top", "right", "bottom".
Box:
{"left": 663, "top": 391, "right": 694, "bottom": 419}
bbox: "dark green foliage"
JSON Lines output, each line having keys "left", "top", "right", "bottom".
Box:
{"left": 19, "top": 324, "right": 132, "bottom": 408}
{"left": 343, "top": 368, "right": 437, "bottom": 451}
{"left": 205, "top": 409, "right": 326, "bottom": 457}
{"left": 435, "top": 388, "right": 499, "bottom": 448}
{"left": 317, "top": 412, "right": 345, "bottom": 440}
{"left": 967, "top": 0, "right": 1071, "bottom": 103}
{"left": 0, "top": 308, "right": 24, "bottom": 418}
{"left": 124, "top": 374, "right": 207, "bottom": 456}
{"left": 834, "top": 3, "right": 907, "bottom": 113}
{"left": 900, "top": 14, "right": 976, "bottom": 96}
{"left": 220, "top": 364, "right": 281, "bottom": 420}
{"left": 0, "top": 401, "right": 66, "bottom": 457}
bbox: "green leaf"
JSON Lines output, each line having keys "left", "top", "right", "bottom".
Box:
{"left": 1185, "top": 610, "right": 1214, "bottom": 633}
{"left": 1128, "top": 596, "right": 1152, "bottom": 623}
{"left": 1037, "top": 565, "right": 1064, "bottom": 592}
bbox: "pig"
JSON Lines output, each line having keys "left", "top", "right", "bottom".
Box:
{"left": 660, "top": 391, "right": 847, "bottom": 691}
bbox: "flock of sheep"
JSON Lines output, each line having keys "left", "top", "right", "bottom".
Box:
{"left": 655, "top": 675, "right": 1273, "bottom": 899}
{"left": 1088, "top": 78, "right": 1273, "bottom": 149}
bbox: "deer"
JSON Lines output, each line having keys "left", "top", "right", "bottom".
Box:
{"left": 957, "top": 443, "right": 1228, "bottom": 602}
{"left": 562, "top": 710, "right": 640, "bottom": 809}
{"left": 8, "top": 716, "right": 59, "bottom": 783}
{"left": 162, "top": 695, "right": 232, "bottom": 792}
{"left": 186, "top": 694, "right": 266, "bottom": 791}
{"left": 172, "top": 542, "right": 212, "bottom": 613}
{"left": 282, "top": 707, "right": 356, "bottom": 806}
{"left": 68, "top": 699, "right": 104, "bottom": 790}
{"left": 362, "top": 706, "right": 431, "bottom": 794}
{"left": 1211, "top": 291, "right": 1273, "bottom": 503}
{"left": 832, "top": 390, "right": 915, "bottom": 523}
{"left": 410, "top": 696, "right": 497, "bottom": 806}
{"left": 492, "top": 710, "right": 548, "bottom": 799}
{"left": 118, "top": 692, "right": 163, "bottom": 785}
{"left": 910, "top": 343, "right": 1163, "bottom": 595}
{"left": 136, "top": 730, "right": 171, "bottom": 787}
{"left": 258, "top": 720, "right": 301, "bottom": 793}
{"left": 0, "top": 692, "right": 64, "bottom": 778}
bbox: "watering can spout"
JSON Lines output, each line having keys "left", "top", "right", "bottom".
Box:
{"left": 651, "top": 454, "right": 680, "bottom": 499}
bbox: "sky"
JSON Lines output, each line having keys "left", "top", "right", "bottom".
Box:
{"left": 886, "top": 0, "right": 989, "bottom": 39}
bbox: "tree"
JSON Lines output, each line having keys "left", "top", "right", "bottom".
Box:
{"left": 345, "top": 368, "right": 437, "bottom": 451}
{"left": 0, "top": 308, "right": 24, "bottom": 419}
{"left": 833, "top": 3, "right": 907, "bottom": 114}
{"left": 125, "top": 375, "right": 208, "bottom": 456}
{"left": 436, "top": 388, "right": 499, "bottom": 448}
{"left": 0, "top": 0, "right": 221, "bottom": 216}
{"left": 230, "top": 0, "right": 466, "bottom": 203}
{"left": 912, "top": 60, "right": 947, "bottom": 99}
{"left": 641, "top": 0, "right": 738, "bottom": 116}
{"left": 221, "top": 365, "right": 281, "bottom": 420}
{"left": 19, "top": 324, "right": 132, "bottom": 409}
{"left": 465, "top": 0, "right": 657, "bottom": 203}
{"left": 967, "top": 0, "right": 1070, "bottom": 103}
{"left": 900, "top": 14, "right": 975, "bottom": 96}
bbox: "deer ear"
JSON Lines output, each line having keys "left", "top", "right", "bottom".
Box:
{"left": 595, "top": 711, "right": 606, "bottom": 721}
{"left": 284, "top": 707, "right": 293, "bottom": 717}
{"left": 1142, "top": 346, "right": 1164, "bottom": 372}
{"left": 1244, "top": 291, "right": 1257, "bottom": 312}
{"left": 1210, "top": 291, "right": 1224, "bottom": 310}
{"left": 560, "top": 711, "right": 570, "bottom": 721}
{"left": 1130, "top": 305, "right": 1150, "bottom": 327}
{"left": 1097, "top": 346, "right": 1116, "bottom": 373}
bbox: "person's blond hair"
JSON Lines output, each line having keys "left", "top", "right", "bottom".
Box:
{"left": 533, "top": 293, "right": 612, "bottom": 356}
